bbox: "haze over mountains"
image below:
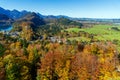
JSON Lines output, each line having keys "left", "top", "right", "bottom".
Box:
{"left": 0, "top": 6, "right": 120, "bottom": 25}
{"left": 0, "top": 7, "right": 69, "bottom": 20}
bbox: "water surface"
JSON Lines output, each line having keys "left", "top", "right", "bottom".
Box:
{"left": 0, "top": 26, "right": 13, "bottom": 31}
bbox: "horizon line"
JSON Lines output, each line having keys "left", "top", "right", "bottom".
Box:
{"left": 1, "top": 6, "right": 120, "bottom": 19}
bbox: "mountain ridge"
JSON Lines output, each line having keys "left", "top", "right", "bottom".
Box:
{"left": 1, "top": 6, "right": 120, "bottom": 23}
{"left": 0, "top": 7, "right": 31, "bottom": 19}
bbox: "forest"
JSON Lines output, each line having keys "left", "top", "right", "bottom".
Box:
{"left": 0, "top": 7, "right": 120, "bottom": 80}
{"left": 1, "top": 18, "right": 120, "bottom": 80}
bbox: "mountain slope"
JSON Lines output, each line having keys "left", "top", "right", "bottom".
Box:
{"left": 0, "top": 14, "right": 13, "bottom": 26}
{"left": 0, "top": 7, "right": 30, "bottom": 19}
{"left": 0, "top": 14, "right": 10, "bottom": 21}
{"left": 13, "top": 12, "right": 45, "bottom": 32}
{"left": 16, "top": 12, "right": 45, "bottom": 27}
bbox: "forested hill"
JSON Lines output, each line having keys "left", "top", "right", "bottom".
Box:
{"left": 0, "top": 13, "right": 13, "bottom": 26}
{"left": 14, "top": 12, "right": 45, "bottom": 28}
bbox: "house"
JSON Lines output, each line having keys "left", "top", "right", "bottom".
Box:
{"left": 50, "top": 37, "right": 56, "bottom": 43}
{"left": 10, "top": 32, "right": 20, "bottom": 38}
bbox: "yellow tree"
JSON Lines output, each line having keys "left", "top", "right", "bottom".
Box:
{"left": 0, "top": 57, "right": 5, "bottom": 80}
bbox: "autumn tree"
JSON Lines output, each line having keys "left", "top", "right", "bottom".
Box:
{"left": 4, "top": 54, "right": 20, "bottom": 80}
{"left": 0, "top": 57, "right": 5, "bottom": 80}
{"left": 0, "top": 43, "right": 6, "bottom": 56}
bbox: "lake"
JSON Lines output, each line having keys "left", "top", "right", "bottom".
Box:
{"left": 0, "top": 25, "right": 13, "bottom": 31}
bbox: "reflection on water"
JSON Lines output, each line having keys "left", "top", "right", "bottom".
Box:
{"left": 0, "top": 26, "right": 13, "bottom": 31}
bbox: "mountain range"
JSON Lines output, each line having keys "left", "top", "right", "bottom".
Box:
{"left": 0, "top": 7, "right": 30, "bottom": 19}
{"left": 0, "top": 6, "right": 120, "bottom": 25}
{"left": 0, "top": 7, "right": 70, "bottom": 20}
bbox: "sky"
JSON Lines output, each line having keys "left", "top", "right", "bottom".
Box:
{"left": 0, "top": 0, "right": 120, "bottom": 18}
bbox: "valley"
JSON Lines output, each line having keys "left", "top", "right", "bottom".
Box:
{"left": 0, "top": 6, "right": 120, "bottom": 80}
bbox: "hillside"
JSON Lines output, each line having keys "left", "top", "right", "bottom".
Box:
{"left": 0, "top": 14, "right": 10, "bottom": 21}
{"left": 0, "top": 14, "right": 13, "bottom": 27}
{"left": 13, "top": 12, "right": 45, "bottom": 30}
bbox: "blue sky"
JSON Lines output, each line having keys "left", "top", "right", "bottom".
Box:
{"left": 0, "top": 0, "right": 120, "bottom": 18}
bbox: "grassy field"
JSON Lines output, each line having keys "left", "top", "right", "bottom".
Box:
{"left": 68, "top": 37, "right": 91, "bottom": 42}
{"left": 65, "top": 24, "right": 120, "bottom": 51}
{"left": 66, "top": 24, "right": 120, "bottom": 41}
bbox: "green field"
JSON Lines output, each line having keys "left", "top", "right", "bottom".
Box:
{"left": 68, "top": 37, "right": 91, "bottom": 42}
{"left": 66, "top": 24, "right": 120, "bottom": 41}
{"left": 65, "top": 24, "right": 120, "bottom": 51}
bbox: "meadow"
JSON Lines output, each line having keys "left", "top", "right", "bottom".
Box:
{"left": 66, "top": 24, "right": 120, "bottom": 41}
{"left": 65, "top": 24, "right": 120, "bottom": 52}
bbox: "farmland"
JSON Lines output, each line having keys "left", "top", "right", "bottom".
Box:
{"left": 64, "top": 24, "right": 120, "bottom": 52}
{"left": 66, "top": 24, "right": 120, "bottom": 41}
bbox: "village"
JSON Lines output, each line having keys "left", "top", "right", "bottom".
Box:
{"left": 0, "top": 30, "right": 69, "bottom": 44}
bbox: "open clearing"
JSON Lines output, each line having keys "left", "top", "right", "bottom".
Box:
{"left": 66, "top": 24, "right": 120, "bottom": 41}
